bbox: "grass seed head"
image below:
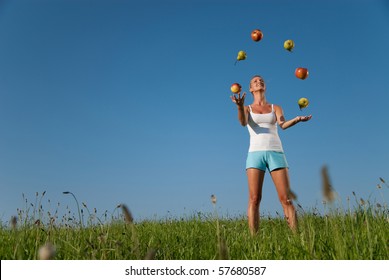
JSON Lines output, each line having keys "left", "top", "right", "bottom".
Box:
{"left": 38, "top": 242, "right": 56, "bottom": 260}
{"left": 211, "top": 194, "right": 217, "bottom": 205}
{"left": 121, "top": 204, "right": 133, "bottom": 224}
{"left": 321, "top": 165, "right": 335, "bottom": 202}
{"left": 10, "top": 216, "right": 17, "bottom": 229}
{"left": 218, "top": 237, "right": 229, "bottom": 260}
{"left": 144, "top": 248, "right": 156, "bottom": 260}
{"left": 287, "top": 189, "right": 297, "bottom": 200}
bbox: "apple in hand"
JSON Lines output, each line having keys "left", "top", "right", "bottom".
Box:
{"left": 251, "top": 29, "right": 263, "bottom": 42}
{"left": 295, "top": 67, "right": 309, "bottom": 80}
{"left": 231, "top": 83, "right": 242, "bottom": 94}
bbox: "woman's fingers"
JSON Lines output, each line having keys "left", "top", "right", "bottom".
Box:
{"left": 301, "top": 115, "right": 312, "bottom": 121}
{"left": 230, "top": 92, "right": 246, "bottom": 105}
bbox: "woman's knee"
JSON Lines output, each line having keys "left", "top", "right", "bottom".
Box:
{"left": 249, "top": 194, "right": 262, "bottom": 206}
{"left": 278, "top": 194, "right": 292, "bottom": 206}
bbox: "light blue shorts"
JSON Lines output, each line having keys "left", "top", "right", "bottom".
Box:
{"left": 246, "top": 151, "right": 289, "bottom": 172}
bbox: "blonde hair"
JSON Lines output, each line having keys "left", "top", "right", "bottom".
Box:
{"left": 250, "top": 75, "right": 264, "bottom": 84}
{"left": 249, "top": 75, "right": 265, "bottom": 92}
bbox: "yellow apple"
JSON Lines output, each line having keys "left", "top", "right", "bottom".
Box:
{"left": 284, "top": 39, "right": 294, "bottom": 51}
{"left": 230, "top": 83, "right": 242, "bottom": 93}
{"left": 298, "top": 97, "right": 309, "bottom": 110}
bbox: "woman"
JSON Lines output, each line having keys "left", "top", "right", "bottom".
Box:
{"left": 230, "top": 75, "right": 312, "bottom": 235}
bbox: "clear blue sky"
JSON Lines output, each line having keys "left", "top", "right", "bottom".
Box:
{"left": 1, "top": 0, "right": 388, "bottom": 223}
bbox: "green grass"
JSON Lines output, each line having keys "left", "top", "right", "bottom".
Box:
{"left": 1, "top": 196, "right": 388, "bottom": 260}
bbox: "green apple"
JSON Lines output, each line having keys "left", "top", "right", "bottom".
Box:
{"left": 298, "top": 97, "right": 309, "bottom": 110}
{"left": 284, "top": 39, "right": 294, "bottom": 51}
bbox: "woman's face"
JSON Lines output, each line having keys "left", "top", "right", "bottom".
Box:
{"left": 250, "top": 76, "right": 266, "bottom": 92}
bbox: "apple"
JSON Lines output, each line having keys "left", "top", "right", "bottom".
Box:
{"left": 295, "top": 67, "right": 309, "bottom": 80}
{"left": 298, "top": 97, "right": 309, "bottom": 110}
{"left": 284, "top": 39, "right": 294, "bottom": 51}
{"left": 230, "top": 83, "right": 242, "bottom": 93}
{"left": 251, "top": 29, "right": 263, "bottom": 42}
{"left": 235, "top": 50, "right": 247, "bottom": 65}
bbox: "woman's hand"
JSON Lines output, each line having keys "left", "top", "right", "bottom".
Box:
{"left": 231, "top": 92, "right": 248, "bottom": 126}
{"left": 230, "top": 92, "right": 246, "bottom": 107}
{"left": 297, "top": 115, "right": 312, "bottom": 122}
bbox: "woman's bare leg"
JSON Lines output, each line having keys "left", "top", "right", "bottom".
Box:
{"left": 246, "top": 168, "right": 265, "bottom": 235}
{"left": 270, "top": 168, "right": 298, "bottom": 231}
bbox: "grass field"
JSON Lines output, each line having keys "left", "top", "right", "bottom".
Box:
{"left": 0, "top": 190, "right": 388, "bottom": 260}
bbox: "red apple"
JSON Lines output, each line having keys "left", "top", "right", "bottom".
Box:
{"left": 295, "top": 67, "right": 309, "bottom": 80}
{"left": 230, "top": 83, "right": 242, "bottom": 93}
{"left": 251, "top": 29, "right": 263, "bottom": 42}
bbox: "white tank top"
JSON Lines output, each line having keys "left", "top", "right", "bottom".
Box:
{"left": 247, "top": 104, "right": 284, "bottom": 152}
